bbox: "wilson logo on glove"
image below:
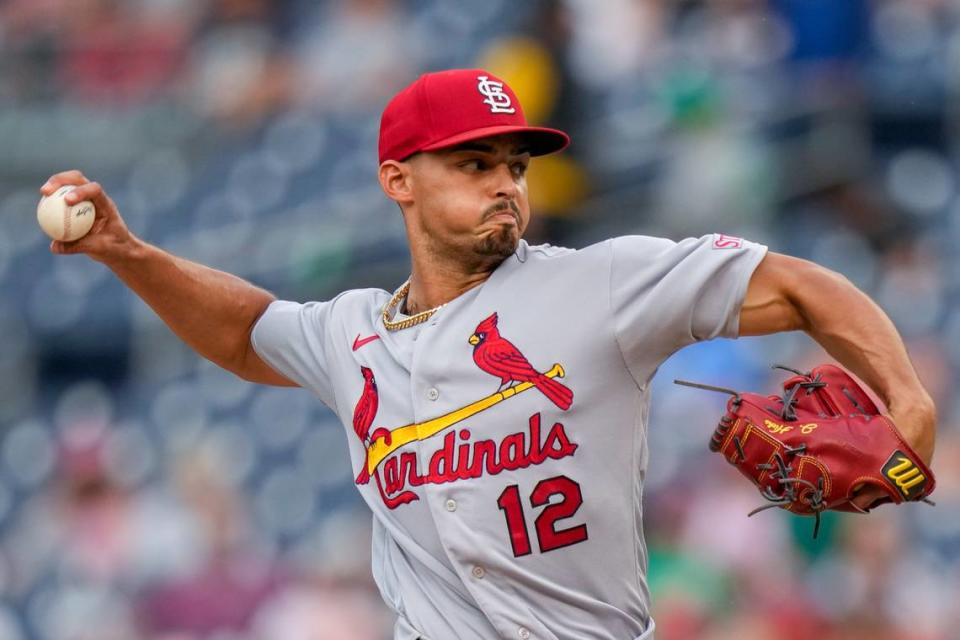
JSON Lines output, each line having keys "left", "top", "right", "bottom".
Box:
{"left": 882, "top": 452, "right": 928, "bottom": 499}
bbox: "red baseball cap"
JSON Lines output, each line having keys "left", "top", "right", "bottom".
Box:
{"left": 378, "top": 69, "right": 570, "bottom": 164}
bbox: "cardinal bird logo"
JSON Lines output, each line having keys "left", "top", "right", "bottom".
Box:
{"left": 469, "top": 312, "right": 573, "bottom": 410}
{"left": 353, "top": 366, "right": 389, "bottom": 484}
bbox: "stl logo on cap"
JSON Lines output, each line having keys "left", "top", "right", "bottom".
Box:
{"left": 477, "top": 75, "right": 516, "bottom": 114}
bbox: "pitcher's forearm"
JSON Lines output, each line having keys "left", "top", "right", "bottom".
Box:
{"left": 41, "top": 173, "right": 291, "bottom": 385}
{"left": 793, "top": 270, "right": 911, "bottom": 401}
{"left": 105, "top": 237, "right": 275, "bottom": 373}
{"left": 742, "top": 253, "right": 936, "bottom": 463}
{"left": 797, "top": 271, "right": 937, "bottom": 460}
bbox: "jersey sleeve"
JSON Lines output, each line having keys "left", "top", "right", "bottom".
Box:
{"left": 250, "top": 299, "right": 338, "bottom": 410}
{"left": 609, "top": 234, "right": 767, "bottom": 385}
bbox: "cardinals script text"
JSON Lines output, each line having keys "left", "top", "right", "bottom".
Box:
{"left": 370, "top": 412, "right": 578, "bottom": 509}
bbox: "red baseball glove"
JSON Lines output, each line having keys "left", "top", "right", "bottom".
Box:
{"left": 676, "top": 364, "right": 935, "bottom": 536}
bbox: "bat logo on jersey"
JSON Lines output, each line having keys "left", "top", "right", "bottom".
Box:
{"left": 349, "top": 317, "right": 578, "bottom": 509}
{"left": 469, "top": 313, "right": 573, "bottom": 410}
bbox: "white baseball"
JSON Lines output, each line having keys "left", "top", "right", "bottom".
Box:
{"left": 37, "top": 185, "right": 96, "bottom": 242}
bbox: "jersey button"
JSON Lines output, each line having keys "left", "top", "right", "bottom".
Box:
{"left": 444, "top": 499, "right": 457, "bottom": 512}
{"left": 518, "top": 628, "right": 531, "bottom": 640}
{"left": 471, "top": 566, "right": 485, "bottom": 579}
{"left": 427, "top": 387, "right": 439, "bottom": 401}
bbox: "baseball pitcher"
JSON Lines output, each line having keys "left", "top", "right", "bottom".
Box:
{"left": 41, "top": 69, "right": 936, "bottom": 639}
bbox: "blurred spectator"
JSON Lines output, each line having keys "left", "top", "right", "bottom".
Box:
{"left": 807, "top": 510, "right": 952, "bottom": 639}
{"left": 58, "top": 0, "right": 194, "bottom": 106}
{"left": 135, "top": 449, "right": 284, "bottom": 637}
{"left": 565, "top": 0, "right": 667, "bottom": 87}
{"left": 251, "top": 582, "right": 392, "bottom": 640}
{"left": 291, "top": 0, "right": 424, "bottom": 115}
{"left": 187, "top": 0, "right": 295, "bottom": 129}
{"left": 2, "top": 420, "right": 192, "bottom": 639}
{"left": 0, "top": 0, "right": 67, "bottom": 103}
{"left": 773, "top": 0, "right": 869, "bottom": 65}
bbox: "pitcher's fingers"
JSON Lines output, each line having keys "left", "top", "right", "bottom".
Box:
{"left": 64, "top": 182, "right": 115, "bottom": 217}
{"left": 40, "top": 170, "right": 89, "bottom": 196}
{"left": 63, "top": 181, "right": 102, "bottom": 206}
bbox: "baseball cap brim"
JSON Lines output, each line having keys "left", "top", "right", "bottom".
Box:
{"left": 419, "top": 125, "right": 570, "bottom": 157}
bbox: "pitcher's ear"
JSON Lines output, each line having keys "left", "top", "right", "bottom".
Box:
{"left": 379, "top": 160, "right": 413, "bottom": 205}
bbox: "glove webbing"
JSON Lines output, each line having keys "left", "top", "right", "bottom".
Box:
{"left": 677, "top": 372, "right": 847, "bottom": 539}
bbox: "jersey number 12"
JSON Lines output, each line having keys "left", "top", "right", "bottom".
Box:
{"left": 496, "top": 475, "right": 588, "bottom": 557}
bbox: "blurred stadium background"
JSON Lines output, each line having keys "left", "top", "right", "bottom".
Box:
{"left": 1, "top": 0, "right": 958, "bottom": 638}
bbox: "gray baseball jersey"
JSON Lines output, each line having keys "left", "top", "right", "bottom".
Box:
{"left": 251, "top": 233, "right": 767, "bottom": 640}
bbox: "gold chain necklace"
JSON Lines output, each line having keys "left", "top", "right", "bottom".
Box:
{"left": 382, "top": 279, "right": 447, "bottom": 331}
